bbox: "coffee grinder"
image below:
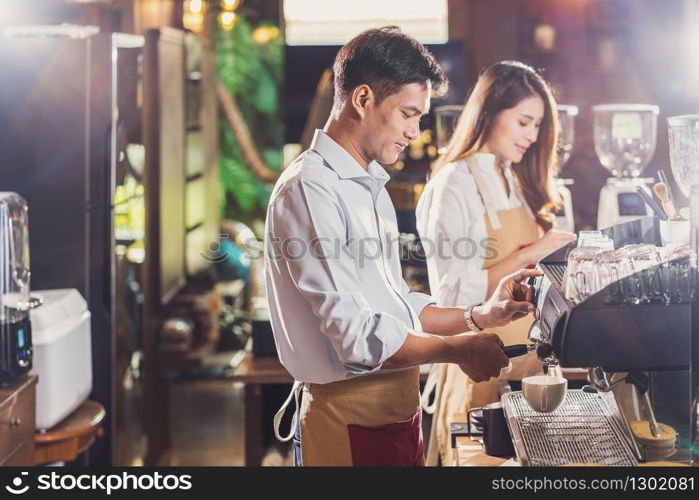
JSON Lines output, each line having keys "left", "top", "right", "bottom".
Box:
{"left": 667, "top": 115, "right": 699, "bottom": 199}
{"left": 434, "top": 105, "right": 463, "bottom": 156}
{"left": 554, "top": 104, "right": 578, "bottom": 232}
{"left": 0, "top": 192, "right": 41, "bottom": 385}
{"left": 594, "top": 104, "right": 659, "bottom": 229}
{"left": 667, "top": 114, "right": 699, "bottom": 462}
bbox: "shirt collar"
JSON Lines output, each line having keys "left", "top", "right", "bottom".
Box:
{"left": 310, "top": 129, "right": 390, "bottom": 187}
{"left": 472, "top": 152, "right": 512, "bottom": 171}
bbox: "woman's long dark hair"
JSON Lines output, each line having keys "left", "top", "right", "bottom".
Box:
{"left": 433, "top": 61, "right": 560, "bottom": 231}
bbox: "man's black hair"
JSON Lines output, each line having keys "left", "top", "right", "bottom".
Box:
{"left": 332, "top": 26, "right": 447, "bottom": 108}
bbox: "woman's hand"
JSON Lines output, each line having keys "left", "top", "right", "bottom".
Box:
{"left": 522, "top": 229, "right": 575, "bottom": 265}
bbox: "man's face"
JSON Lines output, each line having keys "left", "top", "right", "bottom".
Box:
{"left": 359, "top": 82, "right": 431, "bottom": 165}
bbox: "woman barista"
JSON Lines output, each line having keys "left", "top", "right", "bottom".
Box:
{"left": 415, "top": 61, "right": 575, "bottom": 465}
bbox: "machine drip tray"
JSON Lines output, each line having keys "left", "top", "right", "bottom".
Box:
{"left": 502, "top": 390, "right": 639, "bottom": 466}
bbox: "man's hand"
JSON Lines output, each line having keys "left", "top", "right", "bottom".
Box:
{"left": 472, "top": 269, "right": 542, "bottom": 330}
{"left": 454, "top": 332, "right": 509, "bottom": 383}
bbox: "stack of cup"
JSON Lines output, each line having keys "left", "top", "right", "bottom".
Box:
{"left": 577, "top": 231, "right": 614, "bottom": 251}
{"left": 565, "top": 246, "right": 602, "bottom": 303}
{"left": 624, "top": 244, "right": 662, "bottom": 304}
{"left": 657, "top": 244, "right": 697, "bottom": 304}
{"left": 591, "top": 250, "right": 635, "bottom": 304}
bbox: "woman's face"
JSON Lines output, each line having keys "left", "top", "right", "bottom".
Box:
{"left": 483, "top": 94, "right": 545, "bottom": 164}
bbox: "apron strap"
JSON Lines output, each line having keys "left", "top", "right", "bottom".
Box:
{"left": 273, "top": 380, "right": 304, "bottom": 442}
{"left": 420, "top": 364, "right": 440, "bottom": 414}
{"left": 466, "top": 157, "right": 502, "bottom": 230}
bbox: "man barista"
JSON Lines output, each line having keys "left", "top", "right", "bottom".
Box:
{"left": 265, "top": 26, "right": 540, "bottom": 466}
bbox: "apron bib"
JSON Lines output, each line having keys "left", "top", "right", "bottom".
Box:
{"left": 425, "top": 157, "right": 542, "bottom": 465}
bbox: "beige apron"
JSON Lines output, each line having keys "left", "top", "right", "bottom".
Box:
{"left": 298, "top": 367, "right": 423, "bottom": 466}
{"left": 425, "top": 157, "right": 543, "bottom": 466}
{"left": 274, "top": 367, "right": 424, "bottom": 466}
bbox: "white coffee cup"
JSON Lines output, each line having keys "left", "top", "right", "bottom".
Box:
{"left": 659, "top": 219, "right": 689, "bottom": 246}
{"left": 522, "top": 375, "right": 567, "bottom": 413}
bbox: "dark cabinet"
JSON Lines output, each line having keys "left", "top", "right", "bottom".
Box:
{"left": 0, "top": 376, "right": 37, "bottom": 466}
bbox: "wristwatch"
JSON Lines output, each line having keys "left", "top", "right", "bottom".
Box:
{"left": 464, "top": 302, "right": 484, "bottom": 332}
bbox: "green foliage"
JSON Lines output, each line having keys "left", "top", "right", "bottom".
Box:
{"left": 217, "top": 17, "right": 283, "bottom": 233}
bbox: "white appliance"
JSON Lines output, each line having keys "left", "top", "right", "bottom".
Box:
{"left": 555, "top": 104, "right": 578, "bottom": 232}
{"left": 593, "top": 103, "right": 659, "bottom": 229}
{"left": 555, "top": 179, "right": 575, "bottom": 232}
{"left": 29, "top": 289, "right": 92, "bottom": 430}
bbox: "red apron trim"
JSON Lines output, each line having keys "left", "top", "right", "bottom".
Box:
{"left": 347, "top": 410, "right": 425, "bottom": 466}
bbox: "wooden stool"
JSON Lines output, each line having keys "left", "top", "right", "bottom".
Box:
{"left": 34, "top": 400, "right": 105, "bottom": 465}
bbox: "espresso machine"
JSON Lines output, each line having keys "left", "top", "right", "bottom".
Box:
{"left": 595, "top": 104, "right": 659, "bottom": 229}
{"left": 0, "top": 192, "right": 42, "bottom": 385}
{"left": 497, "top": 215, "right": 694, "bottom": 466}
{"left": 499, "top": 112, "right": 699, "bottom": 466}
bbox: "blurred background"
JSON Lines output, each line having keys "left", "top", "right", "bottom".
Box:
{"left": 0, "top": 0, "right": 697, "bottom": 467}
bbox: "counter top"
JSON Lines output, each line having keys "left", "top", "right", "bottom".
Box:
{"left": 454, "top": 435, "right": 511, "bottom": 466}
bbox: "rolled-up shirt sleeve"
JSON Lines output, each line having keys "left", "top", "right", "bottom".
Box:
{"left": 268, "top": 178, "right": 409, "bottom": 375}
{"left": 400, "top": 279, "right": 435, "bottom": 317}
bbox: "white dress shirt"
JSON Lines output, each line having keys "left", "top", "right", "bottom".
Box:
{"left": 415, "top": 153, "right": 524, "bottom": 308}
{"left": 264, "top": 130, "right": 434, "bottom": 384}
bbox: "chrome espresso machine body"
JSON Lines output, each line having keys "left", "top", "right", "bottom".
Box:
{"left": 530, "top": 216, "right": 691, "bottom": 372}
{"left": 519, "top": 216, "right": 695, "bottom": 464}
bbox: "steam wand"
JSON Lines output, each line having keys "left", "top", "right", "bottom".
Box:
{"left": 587, "top": 368, "right": 661, "bottom": 438}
